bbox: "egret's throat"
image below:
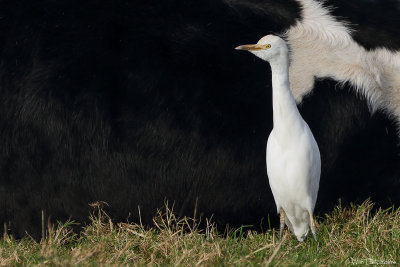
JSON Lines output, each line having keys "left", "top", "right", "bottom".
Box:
{"left": 269, "top": 55, "right": 301, "bottom": 132}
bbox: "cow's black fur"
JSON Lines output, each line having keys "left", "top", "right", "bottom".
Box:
{"left": 324, "top": 0, "right": 400, "bottom": 50}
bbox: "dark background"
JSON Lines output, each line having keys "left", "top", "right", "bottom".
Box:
{"left": 0, "top": 0, "right": 399, "bottom": 238}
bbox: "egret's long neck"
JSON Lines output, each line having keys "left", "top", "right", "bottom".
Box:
{"left": 269, "top": 54, "right": 302, "bottom": 132}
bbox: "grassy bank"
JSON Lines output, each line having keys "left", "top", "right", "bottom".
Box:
{"left": 0, "top": 200, "right": 399, "bottom": 266}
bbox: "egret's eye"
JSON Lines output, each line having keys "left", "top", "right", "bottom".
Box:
{"left": 266, "top": 44, "right": 271, "bottom": 49}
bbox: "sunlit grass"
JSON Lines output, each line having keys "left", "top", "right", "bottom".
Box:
{"left": 0, "top": 200, "right": 399, "bottom": 266}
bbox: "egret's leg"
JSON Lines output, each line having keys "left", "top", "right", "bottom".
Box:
{"left": 309, "top": 211, "right": 319, "bottom": 247}
{"left": 279, "top": 208, "right": 285, "bottom": 241}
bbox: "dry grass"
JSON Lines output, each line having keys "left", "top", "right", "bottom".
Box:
{"left": 0, "top": 200, "right": 399, "bottom": 266}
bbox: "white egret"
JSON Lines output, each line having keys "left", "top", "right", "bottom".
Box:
{"left": 236, "top": 35, "right": 321, "bottom": 243}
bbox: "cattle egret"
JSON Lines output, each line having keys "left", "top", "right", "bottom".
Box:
{"left": 236, "top": 35, "right": 321, "bottom": 243}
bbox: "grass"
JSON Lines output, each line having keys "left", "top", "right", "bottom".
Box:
{"left": 0, "top": 200, "right": 399, "bottom": 266}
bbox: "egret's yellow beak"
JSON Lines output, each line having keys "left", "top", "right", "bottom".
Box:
{"left": 235, "top": 44, "right": 266, "bottom": 51}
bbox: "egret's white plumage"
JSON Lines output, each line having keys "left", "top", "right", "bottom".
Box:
{"left": 236, "top": 35, "right": 321, "bottom": 242}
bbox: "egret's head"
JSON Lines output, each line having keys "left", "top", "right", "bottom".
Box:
{"left": 235, "top": 35, "right": 288, "bottom": 62}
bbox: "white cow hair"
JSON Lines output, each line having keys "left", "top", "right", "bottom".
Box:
{"left": 286, "top": 0, "right": 400, "bottom": 126}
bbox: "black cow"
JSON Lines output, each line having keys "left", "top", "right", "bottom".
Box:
{"left": 0, "top": 0, "right": 399, "bottom": 239}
